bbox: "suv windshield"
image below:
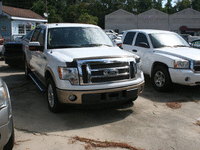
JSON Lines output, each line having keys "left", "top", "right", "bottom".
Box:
{"left": 47, "top": 27, "right": 113, "bottom": 49}
{"left": 149, "top": 33, "right": 190, "bottom": 48}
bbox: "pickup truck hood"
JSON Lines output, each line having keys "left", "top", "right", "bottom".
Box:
{"left": 51, "top": 46, "right": 134, "bottom": 61}
{"left": 156, "top": 47, "right": 200, "bottom": 61}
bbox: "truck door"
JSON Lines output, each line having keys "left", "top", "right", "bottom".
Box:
{"left": 122, "top": 32, "right": 136, "bottom": 52}
{"left": 30, "top": 27, "right": 46, "bottom": 82}
{"left": 132, "top": 32, "right": 152, "bottom": 74}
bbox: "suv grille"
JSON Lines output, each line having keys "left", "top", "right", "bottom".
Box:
{"left": 77, "top": 58, "right": 137, "bottom": 85}
{"left": 193, "top": 61, "right": 200, "bottom": 72}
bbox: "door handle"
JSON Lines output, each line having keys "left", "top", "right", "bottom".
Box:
{"left": 132, "top": 49, "right": 137, "bottom": 52}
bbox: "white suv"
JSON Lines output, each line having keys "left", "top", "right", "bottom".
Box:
{"left": 121, "top": 29, "right": 200, "bottom": 92}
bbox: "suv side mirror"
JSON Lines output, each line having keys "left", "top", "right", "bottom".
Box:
{"left": 139, "top": 42, "right": 149, "bottom": 48}
{"left": 29, "top": 42, "right": 44, "bottom": 52}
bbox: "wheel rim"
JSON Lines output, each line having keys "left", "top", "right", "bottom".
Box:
{"left": 48, "top": 84, "right": 54, "bottom": 108}
{"left": 154, "top": 71, "right": 165, "bottom": 87}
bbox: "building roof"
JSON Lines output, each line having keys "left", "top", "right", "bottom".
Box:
{"left": 2, "top": 5, "right": 46, "bottom": 20}
{"left": 124, "top": 29, "right": 173, "bottom": 34}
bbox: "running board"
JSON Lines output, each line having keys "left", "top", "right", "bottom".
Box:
{"left": 29, "top": 73, "right": 46, "bottom": 92}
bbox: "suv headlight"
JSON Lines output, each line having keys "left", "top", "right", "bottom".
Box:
{"left": 58, "top": 67, "right": 79, "bottom": 85}
{"left": 174, "top": 60, "right": 189, "bottom": 69}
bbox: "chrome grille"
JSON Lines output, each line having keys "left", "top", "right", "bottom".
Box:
{"left": 193, "top": 61, "right": 200, "bottom": 72}
{"left": 77, "top": 58, "right": 137, "bottom": 85}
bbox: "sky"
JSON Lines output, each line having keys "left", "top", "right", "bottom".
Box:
{"left": 162, "top": 0, "right": 176, "bottom": 7}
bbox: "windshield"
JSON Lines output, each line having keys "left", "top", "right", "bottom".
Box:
{"left": 47, "top": 27, "right": 113, "bottom": 49}
{"left": 149, "top": 33, "right": 190, "bottom": 48}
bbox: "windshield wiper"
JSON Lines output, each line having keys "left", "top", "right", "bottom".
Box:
{"left": 48, "top": 45, "right": 79, "bottom": 49}
{"left": 173, "top": 45, "right": 189, "bottom": 47}
{"left": 81, "top": 44, "right": 112, "bottom": 47}
{"left": 154, "top": 45, "right": 172, "bottom": 48}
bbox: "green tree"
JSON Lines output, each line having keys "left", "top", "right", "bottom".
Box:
{"left": 174, "top": 0, "right": 191, "bottom": 12}
{"left": 77, "top": 13, "right": 98, "bottom": 25}
{"left": 164, "top": 0, "right": 175, "bottom": 14}
{"left": 136, "top": 0, "right": 153, "bottom": 14}
{"left": 153, "top": 0, "right": 163, "bottom": 11}
{"left": 191, "top": 0, "right": 200, "bottom": 11}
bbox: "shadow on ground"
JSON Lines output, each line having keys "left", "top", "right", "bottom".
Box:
{"left": 141, "top": 75, "right": 200, "bottom": 103}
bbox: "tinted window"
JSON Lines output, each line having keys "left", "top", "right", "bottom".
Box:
{"left": 192, "top": 41, "right": 200, "bottom": 48}
{"left": 31, "top": 28, "right": 41, "bottom": 41}
{"left": 123, "top": 32, "right": 136, "bottom": 45}
{"left": 135, "top": 33, "right": 149, "bottom": 48}
{"left": 23, "top": 30, "right": 34, "bottom": 41}
{"left": 37, "top": 29, "right": 45, "bottom": 46}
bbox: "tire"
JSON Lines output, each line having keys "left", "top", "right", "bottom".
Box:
{"left": 24, "top": 60, "right": 31, "bottom": 79}
{"left": 151, "top": 66, "right": 172, "bottom": 92}
{"left": 3, "top": 127, "right": 14, "bottom": 150}
{"left": 47, "top": 78, "right": 61, "bottom": 113}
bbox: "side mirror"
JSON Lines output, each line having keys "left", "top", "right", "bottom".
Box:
{"left": 29, "top": 42, "right": 44, "bottom": 51}
{"left": 139, "top": 42, "right": 149, "bottom": 48}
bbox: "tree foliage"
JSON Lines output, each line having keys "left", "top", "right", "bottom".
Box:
{"left": 2, "top": 0, "right": 200, "bottom": 28}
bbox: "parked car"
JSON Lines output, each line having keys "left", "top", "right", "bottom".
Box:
{"left": 190, "top": 39, "right": 200, "bottom": 49}
{"left": 0, "top": 78, "right": 14, "bottom": 150}
{"left": 23, "top": 23, "right": 144, "bottom": 113}
{"left": 121, "top": 29, "right": 200, "bottom": 92}
{"left": 3, "top": 30, "right": 34, "bottom": 67}
{"left": 106, "top": 32, "right": 122, "bottom": 47}
{"left": 104, "top": 29, "right": 118, "bottom": 36}
{"left": 0, "top": 35, "right": 4, "bottom": 58}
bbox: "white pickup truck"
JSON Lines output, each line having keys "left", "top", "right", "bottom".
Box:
{"left": 121, "top": 29, "right": 200, "bottom": 92}
{"left": 23, "top": 23, "right": 144, "bottom": 113}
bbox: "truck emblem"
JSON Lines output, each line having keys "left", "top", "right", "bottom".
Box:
{"left": 103, "top": 69, "right": 118, "bottom": 76}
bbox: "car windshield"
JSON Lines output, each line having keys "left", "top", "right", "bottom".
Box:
{"left": 149, "top": 33, "right": 190, "bottom": 48}
{"left": 47, "top": 27, "right": 113, "bottom": 49}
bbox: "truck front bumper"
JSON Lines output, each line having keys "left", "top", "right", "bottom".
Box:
{"left": 56, "top": 81, "right": 145, "bottom": 104}
{"left": 0, "top": 107, "right": 13, "bottom": 149}
{"left": 169, "top": 68, "right": 200, "bottom": 86}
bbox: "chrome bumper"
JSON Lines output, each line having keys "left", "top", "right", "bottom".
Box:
{"left": 56, "top": 81, "right": 145, "bottom": 104}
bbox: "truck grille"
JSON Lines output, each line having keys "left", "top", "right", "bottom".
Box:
{"left": 193, "top": 61, "right": 200, "bottom": 72}
{"left": 77, "top": 58, "right": 137, "bottom": 85}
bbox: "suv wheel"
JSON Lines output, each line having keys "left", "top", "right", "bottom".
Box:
{"left": 152, "top": 66, "right": 172, "bottom": 92}
{"left": 47, "top": 78, "right": 61, "bottom": 113}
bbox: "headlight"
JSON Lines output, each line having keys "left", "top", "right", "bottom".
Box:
{"left": 174, "top": 60, "right": 189, "bottom": 68}
{"left": 0, "top": 87, "right": 7, "bottom": 109}
{"left": 0, "top": 81, "right": 10, "bottom": 110}
{"left": 58, "top": 67, "right": 79, "bottom": 85}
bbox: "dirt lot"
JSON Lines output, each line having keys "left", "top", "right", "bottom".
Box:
{"left": 0, "top": 60, "right": 200, "bottom": 150}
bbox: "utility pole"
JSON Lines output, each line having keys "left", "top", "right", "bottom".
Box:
{"left": 46, "top": 0, "right": 47, "bottom": 14}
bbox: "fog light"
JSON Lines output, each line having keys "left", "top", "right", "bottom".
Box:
{"left": 185, "top": 77, "right": 190, "bottom": 82}
{"left": 68, "top": 94, "right": 77, "bottom": 101}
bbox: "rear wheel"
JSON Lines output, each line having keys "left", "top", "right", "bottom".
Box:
{"left": 47, "top": 78, "right": 61, "bottom": 113}
{"left": 151, "top": 66, "right": 172, "bottom": 92}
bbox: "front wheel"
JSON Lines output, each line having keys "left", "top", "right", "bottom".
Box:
{"left": 151, "top": 66, "right": 172, "bottom": 92}
{"left": 47, "top": 78, "right": 61, "bottom": 113}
